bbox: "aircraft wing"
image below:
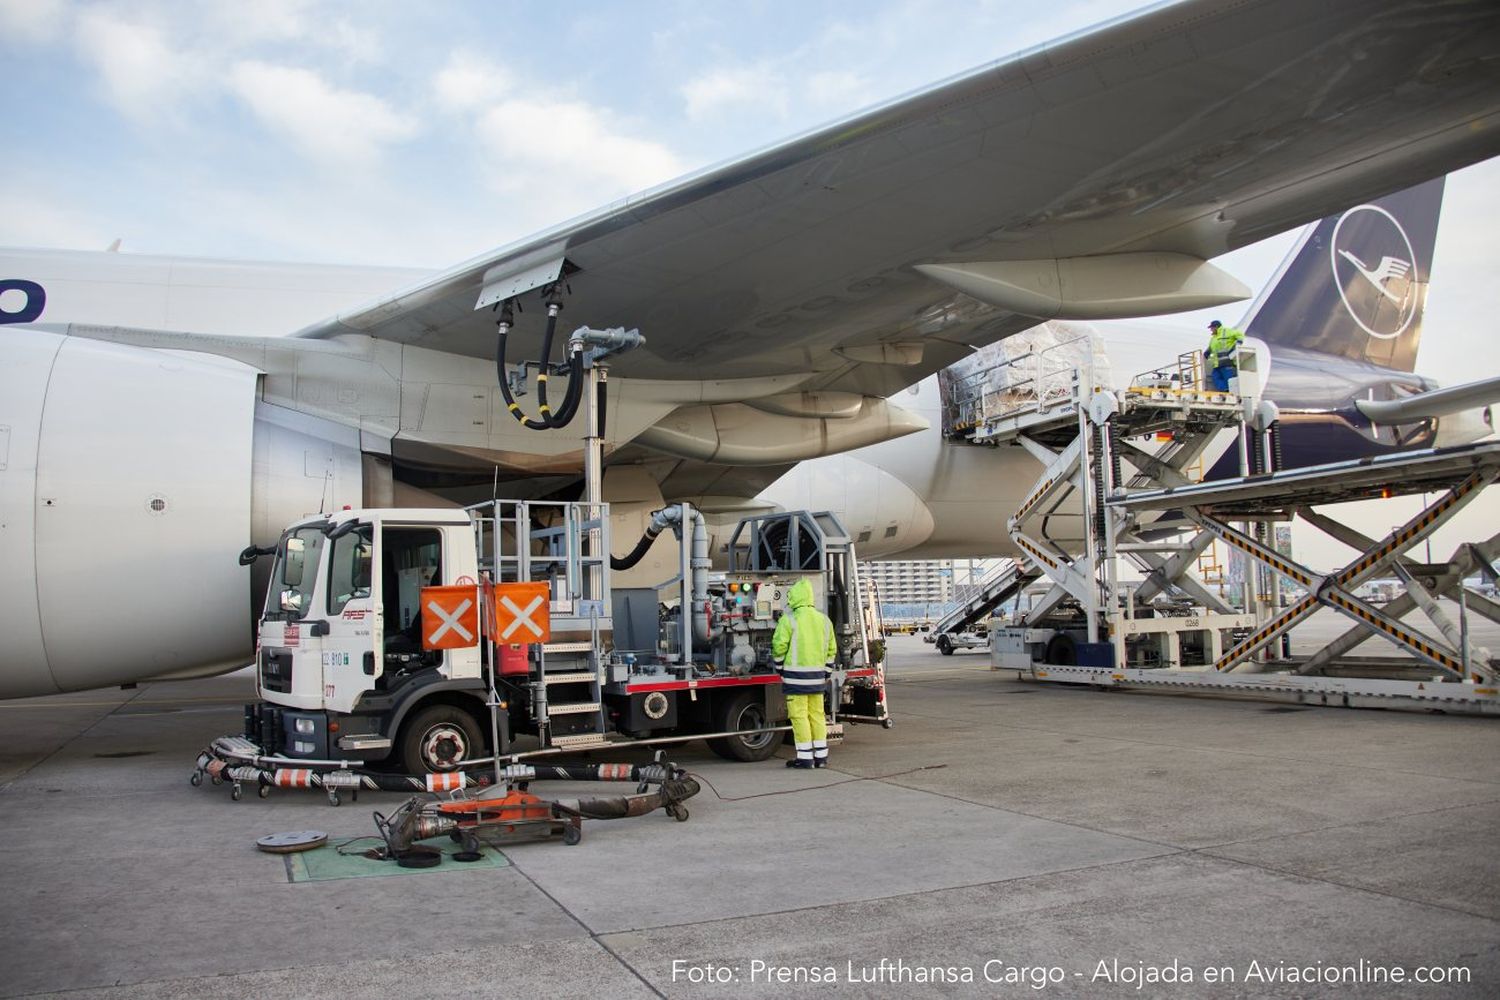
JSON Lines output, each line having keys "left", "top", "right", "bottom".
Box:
{"left": 295, "top": 0, "right": 1500, "bottom": 401}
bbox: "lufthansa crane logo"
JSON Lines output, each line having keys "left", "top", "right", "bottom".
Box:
{"left": 1328, "top": 204, "right": 1418, "bottom": 341}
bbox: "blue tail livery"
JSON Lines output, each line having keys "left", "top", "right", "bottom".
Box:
{"left": 1241, "top": 177, "right": 1443, "bottom": 374}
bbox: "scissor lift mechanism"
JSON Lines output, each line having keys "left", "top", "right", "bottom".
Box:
{"left": 1116, "top": 443, "right": 1500, "bottom": 690}
{"left": 960, "top": 347, "right": 1500, "bottom": 716}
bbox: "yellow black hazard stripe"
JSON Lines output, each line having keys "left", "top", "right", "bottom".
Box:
{"left": 1014, "top": 534, "right": 1058, "bottom": 570}
{"left": 1215, "top": 595, "right": 1317, "bottom": 671}
{"left": 1338, "top": 473, "right": 1481, "bottom": 582}
{"left": 1208, "top": 522, "right": 1316, "bottom": 588}
{"left": 1325, "top": 591, "right": 1463, "bottom": 673}
{"left": 1013, "top": 476, "right": 1056, "bottom": 525}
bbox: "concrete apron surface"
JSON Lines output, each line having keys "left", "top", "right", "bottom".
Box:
{"left": 1, "top": 636, "right": 1497, "bottom": 998}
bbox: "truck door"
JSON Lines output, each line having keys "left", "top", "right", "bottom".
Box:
{"left": 317, "top": 522, "right": 449, "bottom": 715}
{"left": 320, "top": 522, "right": 376, "bottom": 713}
{"left": 375, "top": 524, "right": 446, "bottom": 679}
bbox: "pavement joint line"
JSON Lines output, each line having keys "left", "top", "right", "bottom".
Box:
{"left": 607, "top": 833, "right": 1500, "bottom": 942}
{"left": 864, "top": 772, "right": 1184, "bottom": 852}
{"left": 594, "top": 851, "right": 1195, "bottom": 939}
{"left": 845, "top": 708, "right": 1500, "bottom": 790}
{"left": 868, "top": 768, "right": 1500, "bottom": 923}
{"left": 2, "top": 932, "right": 647, "bottom": 1000}
{"left": 1187, "top": 846, "right": 1500, "bottom": 924}
{"left": 592, "top": 934, "right": 668, "bottom": 999}
{"left": 0, "top": 685, "right": 152, "bottom": 792}
{"left": 873, "top": 712, "right": 1500, "bottom": 787}
{"left": 506, "top": 855, "right": 666, "bottom": 998}
{"left": 1189, "top": 796, "right": 1500, "bottom": 854}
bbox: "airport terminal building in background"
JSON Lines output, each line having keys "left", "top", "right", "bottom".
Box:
{"left": 861, "top": 558, "right": 1002, "bottom": 618}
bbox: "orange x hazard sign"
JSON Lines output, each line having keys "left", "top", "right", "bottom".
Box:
{"left": 420, "top": 585, "right": 481, "bottom": 650}
{"left": 491, "top": 582, "right": 551, "bottom": 643}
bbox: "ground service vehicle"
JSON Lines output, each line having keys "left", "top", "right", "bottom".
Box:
{"left": 245, "top": 501, "right": 889, "bottom": 773}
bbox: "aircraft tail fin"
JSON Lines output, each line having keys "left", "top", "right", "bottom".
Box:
{"left": 1237, "top": 177, "right": 1444, "bottom": 373}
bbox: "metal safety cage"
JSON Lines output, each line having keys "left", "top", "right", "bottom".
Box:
{"left": 465, "top": 498, "right": 612, "bottom": 626}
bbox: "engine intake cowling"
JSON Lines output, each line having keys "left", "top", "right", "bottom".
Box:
{"left": 0, "top": 329, "right": 258, "bottom": 696}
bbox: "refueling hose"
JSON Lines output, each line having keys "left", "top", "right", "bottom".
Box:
{"left": 532, "top": 305, "right": 560, "bottom": 422}
{"left": 495, "top": 295, "right": 586, "bottom": 431}
{"left": 565, "top": 776, "right": 700, "bottom": 820}
{"left": 611, "top": 507, "right": 674, "bottom": 571}
{"left": 611, "top": 530, "right": 659, "bottom": 571}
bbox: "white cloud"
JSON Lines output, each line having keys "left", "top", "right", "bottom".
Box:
{"left": 433, "top": 51, "right": 511, "bottom": 112}
{"left": 204, "top": 0, "right": 312, "bottom": 45}
{"left": 429, "top": 50, "right": 687, "bottom": 232}
{"left": 215, "top": 1, "right": 383, "bottom": 63}
{"left": 680, "top": 65, "right": 787, "bottom": 121}
{"left": 0, "top": 189, "right": 110, "bottom": 250}
{"left": 0, "top": 0, "right": 69, "bottom": 44}
{"left": 229, "top": 61, "right": 419, "bottom": 167}
{"left": 473, "top": 96, "right": 684, "bottom": 210}
{"left": 74, "top": 8, "right": 192, "bottom": 120}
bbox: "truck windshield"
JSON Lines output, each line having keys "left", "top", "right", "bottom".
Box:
{"left": 272, "top": 527, "right": 325, "bottom": 620}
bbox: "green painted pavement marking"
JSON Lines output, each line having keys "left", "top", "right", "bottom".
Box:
{"left": 287, "top": 841, "right": 511, "bottom": 883}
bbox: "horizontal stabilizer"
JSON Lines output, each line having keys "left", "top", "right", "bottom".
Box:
{"left": 1356, "top": 375, "right": 1500, "bottom": 425}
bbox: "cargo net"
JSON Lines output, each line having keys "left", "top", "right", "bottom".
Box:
{"left": 939, "top": 321, "right": 1112, "bottom": 438}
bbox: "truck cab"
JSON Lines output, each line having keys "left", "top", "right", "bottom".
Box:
{"left": 252, "top": 508, "right": 488, "bottom": 772}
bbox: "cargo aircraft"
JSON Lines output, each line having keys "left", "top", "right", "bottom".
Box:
{"left": 3, "top": 0, "right": 1500, "bottom": 697}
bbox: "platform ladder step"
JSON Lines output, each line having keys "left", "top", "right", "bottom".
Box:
{"left": 543, "top": 671, "right": 598, "bottom": 685}
{"left": 547, "top": 701, "right": 602, "bottom": 716}
{"left": 538, "top": 647, "right": 608, "bottom": 746}
{"left": 549, "top": 733, "right": 617, "bottom": 750}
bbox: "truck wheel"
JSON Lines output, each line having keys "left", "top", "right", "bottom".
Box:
{"left": 399, "top": 705, "right": 483, "bottom": 774}
{"left": 706, "top": 692, "right": 779, "bottom": 762}
{"left": 1044, "top": 633, "right": 1077, "bottom": 666}
{"left": 936, "top": 634, "right": 954, "bottom": 656}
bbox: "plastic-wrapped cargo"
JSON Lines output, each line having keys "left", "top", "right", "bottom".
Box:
{"left": 939, "top": 321, "right": 1112, "bottom": 436}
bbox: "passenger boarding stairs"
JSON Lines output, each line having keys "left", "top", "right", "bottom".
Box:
{"left": 931, "top": 559, "right": 1039, "bottom": 638}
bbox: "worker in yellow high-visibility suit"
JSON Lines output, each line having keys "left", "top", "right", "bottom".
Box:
{"left": 1204, "top": 319, "right": 1245, "bottom": 392}
{"left": 771, "top": 578, "right": 838, "bottom": 769}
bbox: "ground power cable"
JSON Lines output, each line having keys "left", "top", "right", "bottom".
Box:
{"left": 685, "top": 763, "right": 947, "bottom": 802}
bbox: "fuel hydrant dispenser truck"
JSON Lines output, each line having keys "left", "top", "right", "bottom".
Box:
{"left": 228, "top": 500, "right": 888, "bottom": 778}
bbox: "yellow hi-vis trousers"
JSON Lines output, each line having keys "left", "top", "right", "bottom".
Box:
{"left": 785, "top": 692, "right": 828, "bottom": 762}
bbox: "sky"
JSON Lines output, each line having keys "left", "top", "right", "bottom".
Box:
{"left": 2, "top": 0, "right": 1497, "bottom": 568}
{"left": 0, "top": 0, "right": 1179, "bottom": 265}
{"left": 1, "top": 0, "right": 1494, "bottom": 383}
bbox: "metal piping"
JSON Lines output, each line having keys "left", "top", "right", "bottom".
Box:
{"left": 609, "top": 502, "right": 714, "bottom": 647}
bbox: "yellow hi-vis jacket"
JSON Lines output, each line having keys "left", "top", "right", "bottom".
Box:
{"left": 771, "top": 578, "right": 837, "bottom": 695}
{"left": 1207, "top": 325, "right": 1244, "bottom": 366}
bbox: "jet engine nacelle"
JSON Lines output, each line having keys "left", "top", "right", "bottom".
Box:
{"left": 757, "top": 454, "right": 936, "bottom": 558}
{"left": 0, "top": 330, "right": 259, "bottom": 697}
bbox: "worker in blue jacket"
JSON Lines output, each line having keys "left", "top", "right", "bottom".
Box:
{"left": 771, "top": 578, "right": 837, "bottom": 769}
